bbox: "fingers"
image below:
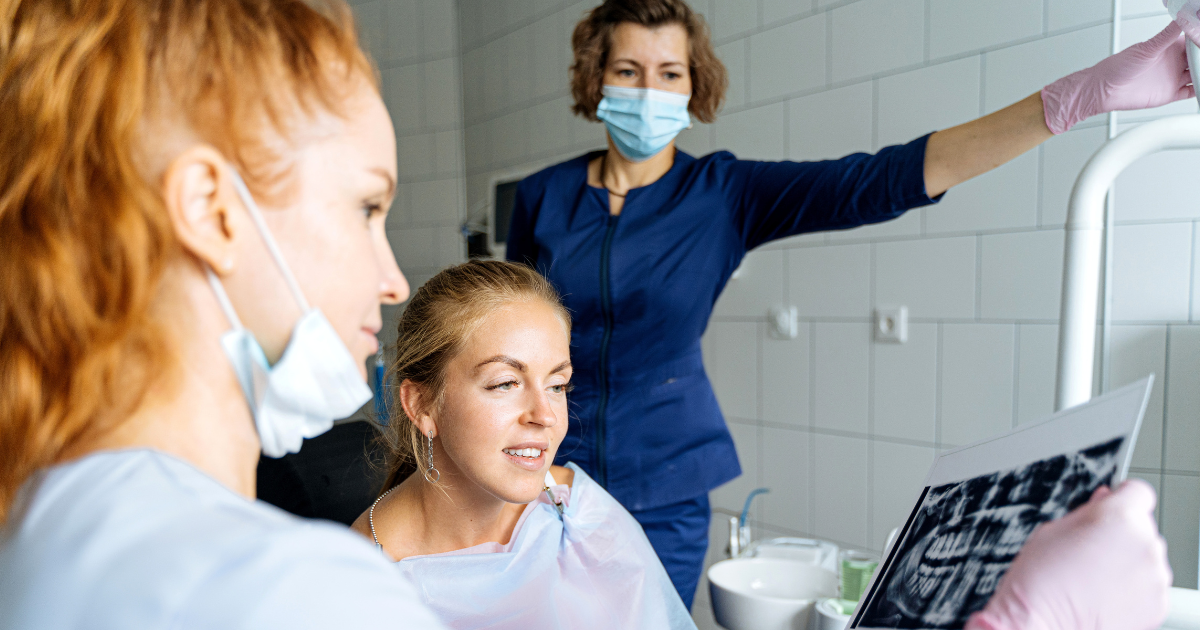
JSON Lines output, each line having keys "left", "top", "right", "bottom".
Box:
{"left": 1110, "top": 478, "right": 1159, "bottom": 516}
{"left": 1150, "top": 20, "right": 1185, "bottom": 50}
{"left": 1089, "top": 484, "right": 1114, "bottom": 502}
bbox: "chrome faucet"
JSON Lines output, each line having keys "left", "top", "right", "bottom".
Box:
{"left": 727, "top": 487, "right": 769, "bottom": 558}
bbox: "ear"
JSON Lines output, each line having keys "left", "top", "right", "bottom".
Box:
{"left": 162, "top": 144, "right": 244, "bottom": 275}
{"left": 398, "top": 379, "right": 436, "bottom": 437}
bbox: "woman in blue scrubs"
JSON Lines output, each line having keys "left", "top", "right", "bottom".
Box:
{"left": 506, "top": 0, "right": 1194, "bottom": 608}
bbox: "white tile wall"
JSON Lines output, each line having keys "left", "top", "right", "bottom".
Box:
{"left": 1040, "top": 127, "right": 1108, "bottom": 227}
{"left": 875, "top": 237, "right": 976, "bottom": 319}
{"left": 1165, "top": 326, "right": 1200, "bottom": 473}
{"left": 789, "top": 243, "right": 870, "bottom": 318}
{"left": 830, "top": 0, "right": 925, "bottom": 82}
{"left": 871, "top": 442, "right": 935, "bottom": 548}
{"left": 711, "top": 421, "right": 760, "bottom": 514}
{"left": 925, "top": 151, "right": 1039, "bottom": 234}
{"left": 928, "top": 0, "right": 1043, "bottom": 59}
{"left": 980, "top": 229, "right": 1064, "bottom": 320}
{"left": 761, "top": 426, "right": 811, "bottom": 531}
{"left": 713, "top": 0, "right": 758, "bottom": 41}
{"left": 877, "top": 57, "right": 981, "bottom": 149}
{"left": 788, "top": 82, "right": 873, "bottom": 161}
{"left": 762, "top": 0, "right": 812, "bottom": 25}
{"left": 1016, "top": 324, "right": 1060, "bottom": 425}
{"left": 708, "top": 321, "right": 761, "bottom": 420}
{"left": 714, "top": 102, "right": 787, "bottom": 160}
{"left": 1110, "top": 325, "right": 1168, "bottom": 469}
{"left": 713, "top": 249, "right": 785, "bottom": 318}
{"left": 873, "top": 323, "right": 938, "bottom": 443}
{"left": 717, "top": 41, "right": 746, "bottom": 110}
{"left": 748, "top": 16, "right": 826, "bottom": 103}
{"left": 450, "top": 2, "right": 1200, "bottom": 610}
{"left": 983, "top": 26, "right": 1110, "bottom": 114}
{"left": 813, "top": 323, "right": 870, "bottom": 433}
{"left": 762, "top": 327, "right": 811, "bottom": 427}
{"left": 1194, "top": 224, "right": 1200, "bottom": 321}
{"left": 1116, "top": 151, "right": 1200, "bottom": 222}
{"left": 813, "top": 433, "right": 869, "bottom": 547}
{"left": 1163, "top": 474, "right": 1200, "bottom": 589}
{"left": 359, "top": 0, "right": 467, "bottom": 352}
{"left": 1112, "top": 223, "right": 1193, "bottom": 322}
{"left": 941, "top": 324, "right": 1016, "bottom": 446}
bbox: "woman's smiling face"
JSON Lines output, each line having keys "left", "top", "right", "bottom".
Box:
{"left": 431, "top": 299, "right": 572, "bottom": 504}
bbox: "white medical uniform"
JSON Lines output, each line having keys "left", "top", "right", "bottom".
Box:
{"left": 0, "top": 449, "right": 445, "bottom": 630}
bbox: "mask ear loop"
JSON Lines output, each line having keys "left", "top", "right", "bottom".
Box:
{"left": 227, "top": 169, "right": 311, "bottom": 313}
{"left": 205, "top": 267, "right": 246, "bottom": 331}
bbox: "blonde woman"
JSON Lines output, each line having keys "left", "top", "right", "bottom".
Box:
{"left": 354, "top": 260, "right": 695, "bottom": 630}
{"left": 0, "top": 1, "right": 441, "bottom": 627}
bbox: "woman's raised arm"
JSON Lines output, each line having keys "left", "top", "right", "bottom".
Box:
{"left": 923, "top": 21, "right": 1193, "bottom": 198}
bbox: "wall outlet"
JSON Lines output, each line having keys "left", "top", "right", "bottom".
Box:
{"left": 768, "top": 305, "right": 799, "bottom": 340}
{"left": 875, "top": 306, "right": 908, "bottom": 343}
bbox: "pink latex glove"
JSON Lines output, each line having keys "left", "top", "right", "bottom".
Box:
{"left": 1166, "top": 0, "right": 1200, "bottom": 44}
{"left": 1042, "top": 21, "right": 1194, "bottom": 134}
{"left": 964, "top": 479, "right": 1172, "bottom": 630}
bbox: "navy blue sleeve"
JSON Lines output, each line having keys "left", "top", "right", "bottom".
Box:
{"left": 505, "top": 180, "right": 538, "bottom": 267}
{"left": 726, "top": 133, "right": 941, "bottom": 250}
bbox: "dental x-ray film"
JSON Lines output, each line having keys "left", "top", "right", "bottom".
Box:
{"left": 850, "top": 376, "right": 1154, "bottom": 630}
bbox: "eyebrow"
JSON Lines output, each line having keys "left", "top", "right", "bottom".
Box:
{"left": 476, "top": 355, "right": 526, "bottom": 372}
{"left": 474, "top": 356, "right": 573, "bottom": 376}
{"left": 549, "top": 360, "right": 572, "bottom": 375}
{"left": 611, "top": 58, "right": 686, "bottom": 68}
{"left": 368, "top": 167, "right": 396, "bottom": 198}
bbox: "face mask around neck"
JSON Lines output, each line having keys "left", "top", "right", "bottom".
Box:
{"left": 205, "top": 169, "right": 372, "bottom": 458}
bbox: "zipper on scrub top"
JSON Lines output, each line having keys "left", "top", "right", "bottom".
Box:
{"left": 595, "top": 213, "right": 618, "bottom": 489}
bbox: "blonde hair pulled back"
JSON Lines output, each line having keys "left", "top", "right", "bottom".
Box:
{"left": 378, "top": 260, "right": 571, "bottom": 493}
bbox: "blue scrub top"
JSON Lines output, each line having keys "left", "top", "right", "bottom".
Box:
{"left": 507, "top": 135, "right": 940, "bottom": 511}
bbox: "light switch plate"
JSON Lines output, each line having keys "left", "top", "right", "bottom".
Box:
{"left": 768, "top": 305, "right": 799, "bottom": 340}
{"left": 875, "top": 306, "right": 908, "bottom": 343}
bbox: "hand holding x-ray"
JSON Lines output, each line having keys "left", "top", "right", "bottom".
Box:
{"left": 965, "top": 479, "right": 1172, "bottom": 630}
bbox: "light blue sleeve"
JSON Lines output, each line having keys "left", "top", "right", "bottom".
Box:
{"left": 172, "top": 524, "right": 445, "bottom": 630}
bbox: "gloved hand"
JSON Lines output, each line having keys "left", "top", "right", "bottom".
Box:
{"left": 1166, "top": 0, "right": 1200, "bottom": 44}
{"left": 1042, "top": 21, "right": 1194, "bottom": 134}
{"left": 964, "top": 479, "right": 1172, "bottom": 630}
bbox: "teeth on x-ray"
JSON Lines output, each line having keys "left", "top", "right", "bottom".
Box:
{"left": 857, "top": 436, "right": 1125, "bottom": 629}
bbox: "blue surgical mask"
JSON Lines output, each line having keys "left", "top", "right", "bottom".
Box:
{"left": 206, "top": 169, "right": 372, "bottom": 458}
{"left": 595, "top": 85, "right": 692, "bottom": 162}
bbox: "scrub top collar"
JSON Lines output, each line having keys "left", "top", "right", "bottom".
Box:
{"left": 581, "top": 148, "right": 695, "bottom": 209}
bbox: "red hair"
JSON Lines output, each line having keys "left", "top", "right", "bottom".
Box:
{"left": 0, "top": 0, "right": 375, "bottom": 522}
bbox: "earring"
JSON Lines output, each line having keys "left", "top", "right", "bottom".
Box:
{"left": 424, "top": 429, "right": 440, "bottom": 483}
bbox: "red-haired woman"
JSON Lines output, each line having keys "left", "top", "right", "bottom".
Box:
{"left": 0, "top": 1, "right": 442, "bottom": 627}
{"left": 506, "top": 0, "right": 1192, "bottom": 608}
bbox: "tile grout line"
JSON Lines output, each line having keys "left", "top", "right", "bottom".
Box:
{"left": 1161, "top": 325, "right": 1172, "bottom": 495}
{"left": 923, "top": 0, "right": 931, "bottom": 63}
{"left": 1191, "top": 221, "right": 1197, "bottom": 323}
{"left": 809, "top": 320, "right": 818, "bottom": 533}
{"left": 871, "top": 79, "right": 880, "bottom": 152}
{"left": 975, "top": 235, "right": 983, "bottom": 320}
{"left": 757, "top": 322, "right": 766, "bottom": 519}
{"left": 866, "top": 243, "right": 878, "bottom": 549}
{"left": 1011, "top": 325, "right": 1021, "bottom": 429}
{"left": 825, "top": 11, "right": 834, "bottom": 87}
{"left": 935, "top": 323, "right": 944, "bottom": 449}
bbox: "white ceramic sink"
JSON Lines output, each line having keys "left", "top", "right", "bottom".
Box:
{"left": 708, "top": 557, "right": 838, "bottom": 630}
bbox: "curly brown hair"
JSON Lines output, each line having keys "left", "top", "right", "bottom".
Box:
{"left": 570, "top": 0, "right": 727, "bottom": 124}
